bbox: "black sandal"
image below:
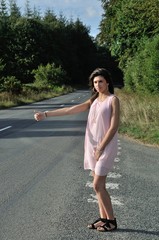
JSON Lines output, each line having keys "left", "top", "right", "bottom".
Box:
{"left": 87, "top": 218, "right": 107, "bottom": 229}
{"left": 97, "top": 218, "right": 117, "bottom": 232}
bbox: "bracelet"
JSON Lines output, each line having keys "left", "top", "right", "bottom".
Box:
{"left": 44, "top": 111, "right": 48, "bottom": 118}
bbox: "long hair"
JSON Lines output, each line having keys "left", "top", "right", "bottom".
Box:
{"left": 89, "top": 68, "right": 114, "bottom": 103}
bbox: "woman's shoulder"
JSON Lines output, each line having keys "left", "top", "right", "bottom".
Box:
{"left": 110, "top": 95, "right": 120, "bottom": 109}
{"left": 110, "top": 94, "right": 119, "bottom": 101}
{"left": 90, "top": 93, "right": 98, "bottom": 105}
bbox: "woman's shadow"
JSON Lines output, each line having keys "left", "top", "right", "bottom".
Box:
{"left": 117, "top": 228, "right": 159, "bottom": 236}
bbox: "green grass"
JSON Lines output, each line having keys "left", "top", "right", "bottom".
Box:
{"left": 0, "top": 85, "right": 74, "bottom": 109}
{"left": 116, "top": 89, "right": 159, "bottom": 147}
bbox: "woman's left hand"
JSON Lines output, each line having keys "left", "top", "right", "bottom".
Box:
{"left": 94, "top": 148, "right": 103, "bottom": 161}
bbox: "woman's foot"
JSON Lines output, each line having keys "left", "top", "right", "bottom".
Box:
{"left": 97, "top": 218, "right": 117, "bottom": 232}
{"left": 87, "top": 218, "right": 107, "bottom": 229}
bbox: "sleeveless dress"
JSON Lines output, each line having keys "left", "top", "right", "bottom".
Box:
{"left": 84, "top": 95, "right": 118, "bottom": 176}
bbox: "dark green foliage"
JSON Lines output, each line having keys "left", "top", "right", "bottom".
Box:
{"left": 98, "top": 0, "right": 159, "bottom": 92}
{"left": 124, "top": 35, "right": 159, "bottom": 93}
{"left": 1, "top": 76, "right": 22, "bottom": 94}
{"left": 12, "top": 18, "right": 47, "bottom": 84}
{"left": 0, "top": 0, "right": 122, "bottom": 93}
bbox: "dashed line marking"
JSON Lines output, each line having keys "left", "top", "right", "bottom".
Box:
{"left": 0, "top": 126, "right": 12, "bottom": 132}
{"left": 86, "top": 181, "right": 93, "bottom": 188}
{"left": 87, "top": 194, "right": 124, "bottom": 206}
{"left": 106, "top": 182, "right": 119, "bottom": 190}
{"left": 107, "top": 172, "right": 122, "bottom": 178}
{"left": 86, "top": 181, "right": 119, "bottom": 190}
{"left": 114, "top": 157, "right": 120, "bottom": 162}
{"left": 111, "top": 196, "right": 124, "bottom": 206}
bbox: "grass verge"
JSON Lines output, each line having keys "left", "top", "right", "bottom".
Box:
{"left": 116, "top": 88, "right": 159, "bottom": 147}
{"left": 0, "top": 85, "right": 74, "bottom": 109}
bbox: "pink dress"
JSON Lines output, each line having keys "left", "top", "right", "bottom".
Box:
{"left": 84, "top": 95, "right": 118, "bottom": 176}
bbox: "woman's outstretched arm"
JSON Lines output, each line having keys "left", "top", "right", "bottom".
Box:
{"left": 34, "top": 99, "right": 90, "bottom": 121}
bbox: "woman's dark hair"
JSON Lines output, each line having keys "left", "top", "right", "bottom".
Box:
{"left": 89, "top": 68, "right": 114, "bottom": 96}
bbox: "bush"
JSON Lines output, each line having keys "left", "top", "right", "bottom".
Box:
{"left": 124, "top": 35, "right": 159, "bottom": 93}
{"left": 32, "top": 63, "right": 69, "bottom": 90}
{"left": 1, "top": 76, "right": 22, "bottom": 94}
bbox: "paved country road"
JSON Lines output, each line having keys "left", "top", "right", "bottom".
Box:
{"left": 0, "top": 90, "right": 159, "bottom": 240}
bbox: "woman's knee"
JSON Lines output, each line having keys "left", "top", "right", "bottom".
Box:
{"left": 93, "top": 177, "right": 106, "bottom": 193}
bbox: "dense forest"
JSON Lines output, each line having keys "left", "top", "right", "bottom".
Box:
{"left": 98, "top": 0, "right": 159, "bottom": 93}
{"left": 0, "top": 0, "right": 159, "bottom": 94}
{"left": 0, "top": 0, "right": 122, "bottom": 94}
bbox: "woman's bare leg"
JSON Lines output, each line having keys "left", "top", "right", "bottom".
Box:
{"left": 92, "top": 171, "right": 107, "bottom": 219}
{"left": 93, "top": 173, "right": 114, "bottom": 220}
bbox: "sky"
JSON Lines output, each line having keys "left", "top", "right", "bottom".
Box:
{"left": 16, "top": 0, "right": 103, "bottom": 37}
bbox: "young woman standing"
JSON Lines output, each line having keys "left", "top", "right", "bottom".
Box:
{"left": 34, "top": 68, "right": 120, "bottom": 232}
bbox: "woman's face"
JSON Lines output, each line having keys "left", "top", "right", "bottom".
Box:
{"left": 93, "top": 76, "right": 109, "bottom": 93}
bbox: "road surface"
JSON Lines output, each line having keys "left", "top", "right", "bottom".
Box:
{"left": 0, "top": 90, "right": 159, "bottom": 240}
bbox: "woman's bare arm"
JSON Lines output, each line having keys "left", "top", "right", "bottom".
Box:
{"left": 34, "top": 99, "right": 91, "bottom": 121}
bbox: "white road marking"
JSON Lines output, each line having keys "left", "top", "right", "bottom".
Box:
{"left": 86, "top": 181, "right": 93, "bottom": 188}
{"left": 114, "top": 157, "right": 120, "bottom": 162}
{"left": 106, "top": 182, "right": 119, "bottom": 190}
{"left": 87, "top": 194, "right": 124, "bottom": 206}
{"left": 0, "top": 126, "right": 12, "bottom": 132}
{"left": 107, "top": 172, "right": 122, "bottom": 178}
{"left": 114, "top": 165, "right": 120, "bottom": 170}
{"left": 86, "top": 181, "right": 119, "bottom": 190}
{"left": 88, "top": 194, "right": 97, "bottom": 203}
{"left": 111, "top": 196, "right": 124, "bottom": 206}
{"left": 117, "top": 151, "right": 121, "bottom": 156}
{"left": 60, "top": 104, "right": 64, "bottom": 107}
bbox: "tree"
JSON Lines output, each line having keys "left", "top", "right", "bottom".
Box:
{"left": 9, "top": 0, "right": 21, "bottom": 21}
{"left": 124, "top": 35, "right": 159, "bottom": 93}
{"left": 12, "top": 18, "right": 46, "bottom": 83}
{"left": 98, "top": 0, "right": 159, "bottom": 70}
{"left": 24, "top": 0, "right": 33, "bottom": 18}
{"left": 0, "top": 0, "right": 8, "bottom": 18}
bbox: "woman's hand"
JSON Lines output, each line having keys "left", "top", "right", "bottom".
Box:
{"left": 34, "top": 111, "right": 45, "bottom": 121}
{"left": 94, "top": 148, "right": 103, "bottom": 161}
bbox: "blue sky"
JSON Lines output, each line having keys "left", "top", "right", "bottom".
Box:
{"left": 16, "top": 0, "right": 103, "bottom": 37}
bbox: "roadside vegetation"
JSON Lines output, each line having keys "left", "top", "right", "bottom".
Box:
{"left": 116, "top": 89, "right": 159, "bottom": 146}
{"left": 0, "top": 85, "right": 74, "bottom": 109}
{"left": 0, "top": 0, "right": 159, "bottom": 146}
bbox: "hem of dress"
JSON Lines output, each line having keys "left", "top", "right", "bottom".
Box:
{"left": 84, "top": 167, "right": 112, "bottom": 176}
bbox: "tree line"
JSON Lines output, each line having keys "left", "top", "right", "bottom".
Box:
{"left": 98, "top": 0, "right": 159, "bottom": 93}
{"left": 0, "top": 0, "right": 123, "bottom": 94}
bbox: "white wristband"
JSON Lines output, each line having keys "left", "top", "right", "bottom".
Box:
{"left": 44, "top": 111, "right": 48, "bottom": 118}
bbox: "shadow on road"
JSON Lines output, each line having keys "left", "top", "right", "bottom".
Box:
{"left": 0, "top": 119, "right": 87, "bottom": 139}
{"left": 117, "top": 228, "right": 159, "bottom": 236}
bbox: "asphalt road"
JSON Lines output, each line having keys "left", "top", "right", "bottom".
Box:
{"left": 0, "top": 90, "right": 159, "bottom": 240}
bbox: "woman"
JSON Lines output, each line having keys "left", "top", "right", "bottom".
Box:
{"left": 34, "top": 68, "right": 120, "bottom": 232}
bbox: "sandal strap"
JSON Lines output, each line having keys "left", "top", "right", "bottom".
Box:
{"left": 98, "top": 218, "right": 117, "bottom": 231}
{"left": 105, "top": 218, "right": 117, "bottom": 230}
{"left": 88, "top": 218, "right": 107, "bottom": 229}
